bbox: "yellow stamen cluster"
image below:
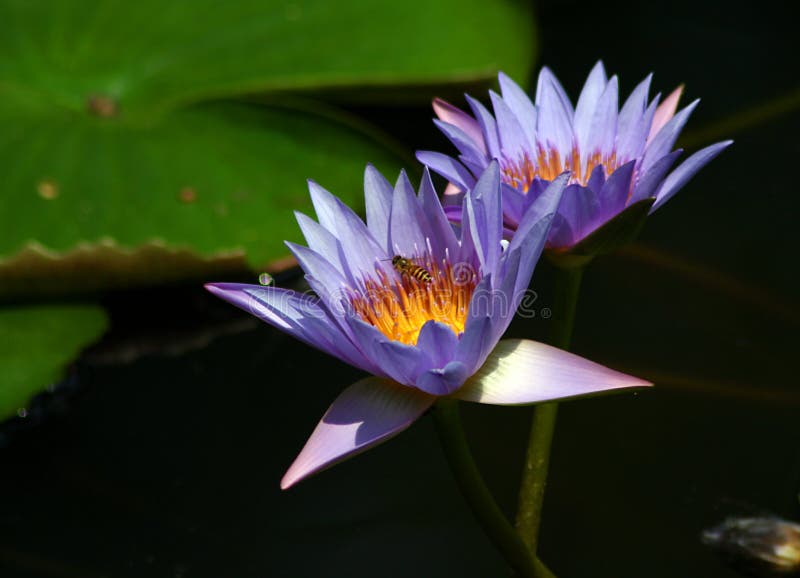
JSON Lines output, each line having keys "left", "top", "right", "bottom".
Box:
{"left": 501, "top": 145, "right": 620, "bottom": 192}
{"left": 350, "top": 258, "right": 478, "bottom": 346}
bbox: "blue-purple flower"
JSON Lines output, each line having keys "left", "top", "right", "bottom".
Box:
{"left": 206, "top": 164, "right": 650, "bottom": 488}
{"left": 417, "top": 62, "right": 732, "bottom": 249}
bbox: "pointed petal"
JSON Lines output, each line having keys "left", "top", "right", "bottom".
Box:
{"left": 416, "top": 320, "right": 460, "bottom": 368}
{"left": 433, "top": 119, "right": 488, "bottom": 167}
{"left": 389, "top": 170, "right": 428, "bottom": 256}
{"left": 628, "top": 149, "right": 682, "bottom": 204}
{"left": 510, "top": 173, "right": 569, "bottom": 253}
{"left": 647, "top": 84, "right": 684, "bottom": 142}
{"left": 596, "top": 159, "right": 636, "bottom": 219}
{"left": 489, "top": 90, "right": 530, "bottom": 161}
{"left": 285, "top": 242, "right": 350, "bottom": 311}
{"left": 466, "top": 162, "right": 503, "bottom": 275}
{"left": 454, "top": 339, "right": 652, "bottom": 405}
{"left": 419, "top": 168, "right": 460, "bottom": 259}
{"left": 281, "top": 377, "right": 435, "bottom": 489}
{"left": 585, "top": 75, "right": 619, "bottom": 158}
{"left": 415, "top": 150, "right": 477, "bottom": 192}
{"left": 535, "top": 66, "right": 575, "bottom": 155}
{"left": 294, "top": 211, "right": 345, "bottom": 273}
{"left": 574, "top": 61, "right": 608, "bottom": 153}
{"left": 364, "top": 165, "right": 394, "bottom": 249}
{"left": 433, "top": 97, "right": 486, "bottom": 153}
{"left": 455, "top": 313, "right": 495, "bottom": 377}
{"left": 617, "top": 73, "right": 652, "bottom": 159}
{"left": 498, "top": 72, "right": 538, "bottom": 150}
{"left": 466, "top": 94, "right": 501, "bottom": 158}
{"left": 641, "top": 99, "right": 699, "bottom": 174}
{"left": 205, "top": 283, "right": 375, "bottom": 373}
{"left": 651, "top": 140, "right": 733, "bottom": 212}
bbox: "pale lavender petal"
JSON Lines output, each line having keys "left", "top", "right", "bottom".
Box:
{"left": 307, "top": 180, "right": 386, "bottom": 281}
{"left": 466, "top": 94, "right": 501, "bottom": 158}
{"left": 389, "top": 170, "right": 428, "bottom": 257}
{"left": 281, "top": 377, "right": 435, "bottom": 489}
{"left": 597, "top": 159, "right": 636, "bottom": 218}
{"left": 573, "top": 61, "right": 608, "bottom": 153}
{"left": 285, "top": 242, "right": 349, "bottom": 308}
{"left": 647, "top": 85, "right": 684, "bottom": 143}
{"left": 489, "top": 91, "right": 530, "bottom": 161}
{"left": 511, "top": 213, "right": 555, "bottom": 300}
{"left": 416, "top": 320, "right": 460, "bottom": 368}
{"left": 345, "top": 318, "right": 424, "bottom": 386}
{"left": 617, "top": 73, "right": 652, "bottom": 159}
{"left": 585, "top": 75, "right": 619, "bottom": 159}
{"left": 455, "top": 313, "right": 494, "bottom": 377}
{"left": 510, "top": 173, "right": 569, "bottom": 253}
{"left": 419, "top": 168, "right": 460, "bottom": 259}
{"left": 651, "top": 140, "right": 733, "bottom": 212}
{"left": 453, "top": 339, "right": 652, "bottom": 405}
{"left": 621, "top": 95, "right": 659, "bottom": 162}
{"left": 415, "top": 150, "right": 477, "bottom": 192}
{"left": 205, "top": 283, "right": 375, "bottom": 373}
{"left": 466, "top": 162, "right": 503, "bottom": 275}
{"left": 433, "top": 97, "right": 487, "bottom": 153}
{"left": 497, "top": 72, "right": 538, "bottom": 150}
{"left": 294, "top": 211, "right": 345, "bottom": 273}
{"left": 417, "top": 362, "right": 469, "bottom": 396}
{"left": 641, "top": 99, "right": 699, "bottom": 175}
{"left": 364, "top": 164, "right": 394, "bottom": 249}
{"left": 433, "top": 119, "right": 489, "bottom": 166}
{"left": 535, "top": 66, "right": 575, "bottom": 156}
{"left": 628, "top": 149, "right": 682, "bottom": 204}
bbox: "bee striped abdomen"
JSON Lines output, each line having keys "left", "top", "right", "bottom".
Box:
{"left": 391, "top": 255, "right": 432, "bottom": 284}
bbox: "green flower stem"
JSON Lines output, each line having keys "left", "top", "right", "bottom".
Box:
{"left": 433, "top": 398, "right": 555, "bottom": 578}
{"left": 515, "top": 263, "right": 585, "bottom": 559}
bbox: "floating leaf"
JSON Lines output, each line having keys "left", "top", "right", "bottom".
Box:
{"left": 0, "top": 304, "right": 108, "bottom": 421}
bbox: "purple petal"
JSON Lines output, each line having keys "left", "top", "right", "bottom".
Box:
{"left": 489, "top": 90, "right": 530, "bottom": 161}
{"left": 466, "top": 94, "right": 501, "bottom": 158}
{"left": 417, "top": 362, "right": 469, "bottom": 396}
{"left": 433, "top": 97, "right": 487, "bottom": 153}
{"left": 307, "top": 180, "right": 387, "bottom": 281}
{"left": 585, "top": 75, "right": 619, "bottom": 159}
{"left": 596, "top": 159, "right": 636, "bottom": 219}
{"left": 497, "top": 72, "right": 538, "bottom": 150}
{"left": 453, "top": 339, "right": 652, "bottom": 405}
{"left": 345, "top": 317, "right": 425, "bottom": 386}
{"left": 205, "top": 283, "right": 375, "bottom": 373}
{"left": 281, "top": 377, "right": 434, "bottom": 489}
{"left": 416, "top": 320, "right": 460, "bottom": 368}
{"left": 617, "top": 73, "right": 652, "bottom": 160}
{"left": 415, "top": 150, "right": 477, "bottom": 192}
{"left": 641, "top": 99, "right": 699, "bottom": 175}
{"left": 500, "top": 183, "right": 526, "bottom": 229}
{"left": 455, "top": 313, "right": 495, "bottom": 378}
{"left": 651, "top": 140, "right": 733, "bottom": 212}
{"left": 433, "top": 119, "right": 488, "bottom": 167}
{"left": 466, "top": 162, "right": 503, "bottom": 275}
{"left": 285, "top": 241, "right": 349, "bottom": 309}
{"left": 364, "top": 165, "right": 394, "bottom": 249}
{"left": 573, "top": 61, "right": 608, "bottom": 154}
{"left": 389, "top": 170, "right": 428, "bottom": 257}
{"left": 510, "top": 173, "right": 569, "bottom": 253}
{"left": 647, "top": 85, "right": 684, "bottom": 143}
{"left": 534, "top": 66, "right": 575, "bottom": 156}
{"left": 419, "top": 168, "right": 460, "bottom": 260}
{"left": 294, "top": 211, "right": 345, "bottom": 273}
{"left": 628, "top": 149, "right": 682, "bottom": 204}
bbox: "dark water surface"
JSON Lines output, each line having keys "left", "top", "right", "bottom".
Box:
{"left": 1, "top": 0, "right": 797, "bottom": 576}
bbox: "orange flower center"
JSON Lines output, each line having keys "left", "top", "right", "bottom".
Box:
{"left": 349, "top": 257, "right": 478, "bottom": 346}
{"left": 501, "top": 145, "right": 620, "bottom": 192}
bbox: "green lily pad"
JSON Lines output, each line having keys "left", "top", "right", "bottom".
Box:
{"left": 546, "top": 199, "right": 655, "bottom": 269}
{"left": 0, "top": 0, "right": 535, "bottom": 117}
{"left": 0, "top": 304, "right": 108, "bottom": 421}
{"left": 0, "top": 100, "right": 409, "bottom": 299}
{"left": 0, "top": 0, "right": 536, "bottom": 299}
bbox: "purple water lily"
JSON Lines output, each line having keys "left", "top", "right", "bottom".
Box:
{"left": 417, "top": 61, "right": 732, "bottom": 248}
{"left": 206, "top": 163, "right": 650, "bottom": 489}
